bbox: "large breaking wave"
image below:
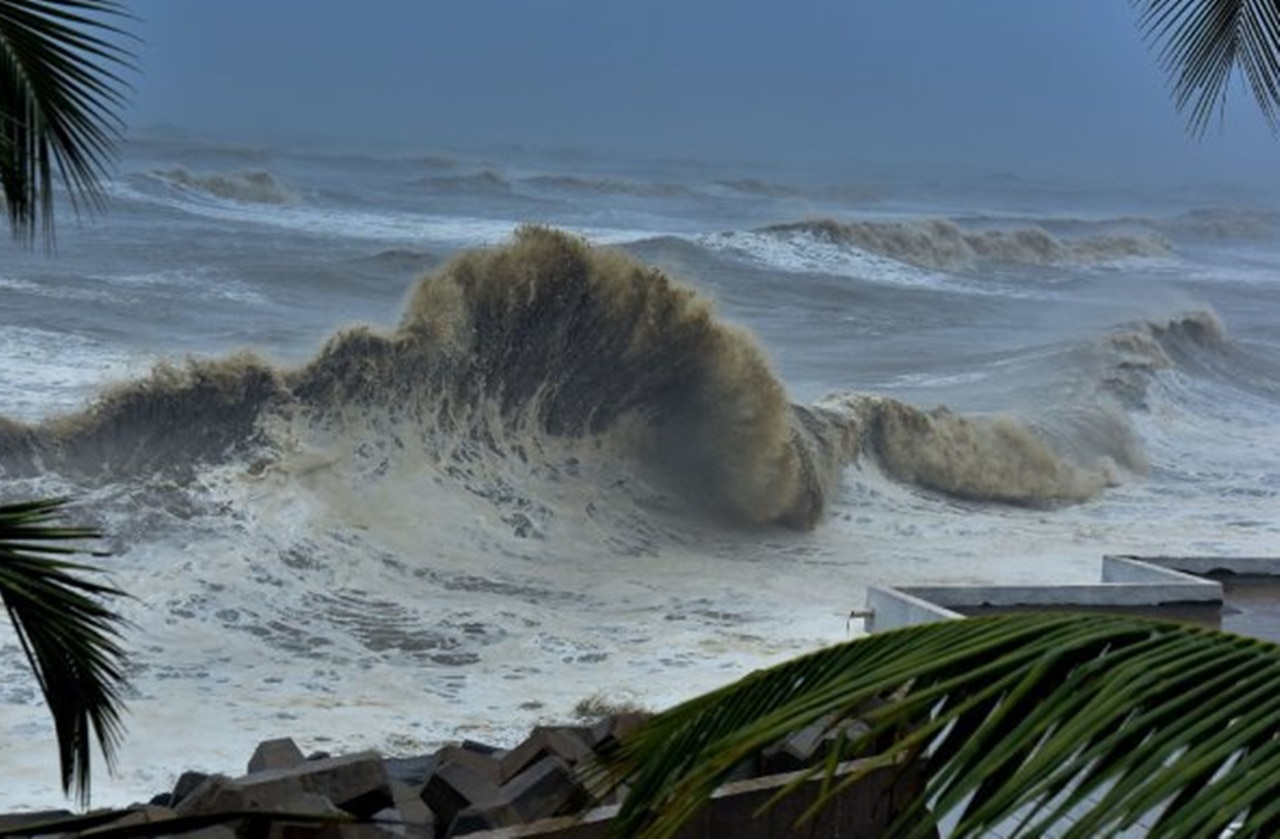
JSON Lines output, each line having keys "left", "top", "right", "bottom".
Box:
{"left": 0, "top": 228, "right": 1131, "bottom": 528}
{"left": 150, "top": 167, "right": 300, "bottom": 205}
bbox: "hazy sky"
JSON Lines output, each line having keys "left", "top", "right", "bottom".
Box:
{"left": 124, "top": 1, "right": 1277, "bottom": 183}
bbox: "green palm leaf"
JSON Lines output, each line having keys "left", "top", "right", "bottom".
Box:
{"left": 0, "top": 496, "right": 129, "bottom": 806}
{"left": 0, "top": 0, "right": 133, "bottom": 244}
{"left": 597, "top": 612, "right": 1280, "bottom": 838}
{"left": 1133, "top": 0, "right": 1280, "bottom": 136}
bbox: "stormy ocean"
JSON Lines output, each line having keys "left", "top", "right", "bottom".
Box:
{"left": 1, "top": 133, "right": 1278, "bottom": 808}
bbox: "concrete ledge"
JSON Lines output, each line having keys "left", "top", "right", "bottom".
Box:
{"left": 865, "top": 586, "right": 963, "bottom": 631}
{"left": 1110, "top": 555, "right": 1280, "bottom": 577}
{"left": 1100, "top": 555, "right": 1220, "bottom": 586}
{"left": 865, "top": 556, "right": 1227, "bottom": 633}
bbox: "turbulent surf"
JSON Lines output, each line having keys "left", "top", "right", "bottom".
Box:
{"left": 2, "top": 135, "right": 1277, "bottom": 811}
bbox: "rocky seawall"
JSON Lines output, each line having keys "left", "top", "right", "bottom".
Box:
{"left": 0, "top": 710, "right": 927, "bottom": 838}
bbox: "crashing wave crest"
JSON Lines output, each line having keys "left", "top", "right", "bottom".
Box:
{"left": 0, "top": 228, "right": 1124, "bottom": 527}
{"left": 154, "top": 167, "right": 299, "bottom": 205}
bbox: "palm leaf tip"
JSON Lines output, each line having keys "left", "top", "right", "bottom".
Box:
{"left": 0, "top": 496, "right": 130, "bottom": 806}
{"left": 1132, "top": 0, "right": 1280, "bottom": 137}
{"left": 0, "top": 0, "right": 136, "bottom": 246}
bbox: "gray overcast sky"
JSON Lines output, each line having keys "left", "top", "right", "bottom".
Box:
{"left": 124, "top": 1, "right": 1278, "bottom": 184}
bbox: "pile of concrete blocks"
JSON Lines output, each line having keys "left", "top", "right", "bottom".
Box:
{"left": 0, "top": 710, "right": 926, "bottom": 838}
{"left": 416, "top": 714, "right": 648, "bottom": 837}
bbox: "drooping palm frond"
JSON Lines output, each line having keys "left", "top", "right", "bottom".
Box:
{"left": 0, "top": 0, "right": 133, "bottom": 244}
{"left": 597, "top": 611, "right": 1280, "bottom": 839}
{"left": 0, "top": 496, "right": 129, "bottom": 806}
{"left": 1133, "top": 0, "right": 1280, "bottom": 136}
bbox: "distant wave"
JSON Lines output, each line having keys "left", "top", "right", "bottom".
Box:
{"left": 1108, "top": 310, "right": 1224, "bottom": 367}
{"left": 419, "top": 171, "right": 694, "bottom": 201}
{"left": 696, "top": 229, "right": 978, "bottom": 293}
{"left": 521, "top": 174, "right": 692, "bottom": 199}
{"left": 826, "top": 395, "right": 1117, "bottom": 505}
{"left": 355, "top": 248, "right": 441, "bottom": 274}
{"left": 763, "top": 218, "right": 1171, "bottom": 271}
{"left": 1091, "top": 309, "right": 1227, "bottom": 411}
{"left": 415, "top": 170, "right": 512, "bottom": 195}
{"left": 111, "top": 175, "right": 656, "bottom": 247}
{"left": 714, "top": 178, "right": 882, "bottom": 204}
{"left": 1157, "top": 208, "right": 1278, "bottom": 241}
{"left": 0, "top": 228, "right": 1120, "bottom": 528}
{"left": 934, "top": 208, "right": 1276, "bottom": 245}
{"left": 410, "top": 153, "right": 460, "bottom": 169}
{"left": 1101, "top": 308, "right": 1280, "bottom": 413}
{"left": 152, "top": 167, "right": 299, "bottom": 205}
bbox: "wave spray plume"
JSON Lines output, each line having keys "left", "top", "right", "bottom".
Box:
{"left": 1, "top": 228, "right": 1117, "bottom": 530}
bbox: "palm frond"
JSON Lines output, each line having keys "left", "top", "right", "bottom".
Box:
{"left": 1133, "top": 0, "right": 1280, "bottom": 136}
{"left": 598, "top": 612, "right": 1280, "bottom": 839}
{"left": 0, "top": 496, "right": 129, "bottom": 806}
{"left": 0, "top": 0, "right": 134, "bottom": 245}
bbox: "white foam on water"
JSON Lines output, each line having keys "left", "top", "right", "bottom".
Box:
{"left": 696, "top": 229, "right": 997, "bottom": 294}
{"left": 0, "top": 276, "right": 42, "bottom": 293}
{"left": 107, "top": 181, "right": 660, "bottom": 249}
{"left": 0, "top": 450, "right": 862, "bottom": 810}
{"left": 96, "top": 268, "right": 269, "bottom": 305}
{"left": 7, "top": 394, "right": 1274, "bottom": 815}
{"left": 886, "top": 369, "right": 992, "bottom": 388}
{"left": 0, "top": 327, "right": 148, "bottom": 421}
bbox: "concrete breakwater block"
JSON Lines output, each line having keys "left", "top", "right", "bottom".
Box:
{"left": 497, "top": 727, "right": 594, "bottom": 783}
{"left": 421, "top": 758, "right": 503, "bottom": 834}
{"left": 247, "top": 737, "right": 307, "bottom": 774}
{"left": 760, "top": 713, "right": 873, "bottom": 776}
{"left": 174, "top": 750, "right": 393, "bottom": 820}
{"left": 449, "top": 756, "right": 588, "bottom": 836}
{"left": 420, "top": 726, "right": 598, "bottom": 835}
{"left": 0, "top": 809, "right": 74, "bottom": 833}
